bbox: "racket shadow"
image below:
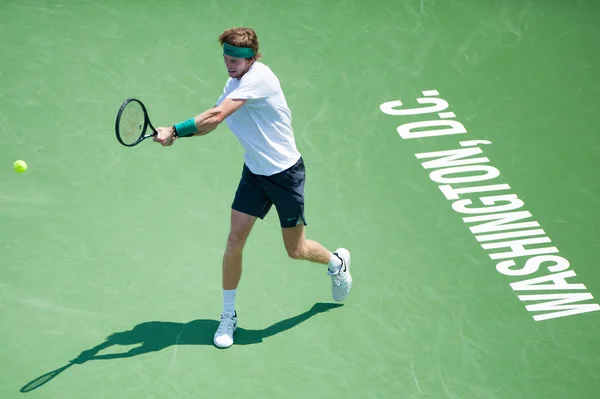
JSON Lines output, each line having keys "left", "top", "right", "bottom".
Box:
{"left": 19, "top": 302, "right": 343, "bottom": 393}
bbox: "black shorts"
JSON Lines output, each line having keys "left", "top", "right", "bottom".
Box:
{"left": 232, "top": 157, "right": 307, "bottom": 228}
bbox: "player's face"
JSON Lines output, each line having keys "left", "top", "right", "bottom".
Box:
{"left": 223, "top": 54, "right": 252, "bottom": 79}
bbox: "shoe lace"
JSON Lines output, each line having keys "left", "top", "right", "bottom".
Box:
{"left": 217, "top": 315, "right": 235, "bottom": 334}
{"left": 328, "top": 269, "right": 344, "bottom": 286}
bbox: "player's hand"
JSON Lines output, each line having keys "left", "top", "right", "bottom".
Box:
{"left": 153, "top": 127, "right": 177, "bottom": 147}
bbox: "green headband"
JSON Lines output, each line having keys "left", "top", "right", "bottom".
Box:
{"left": 223, "top": 42, "right": 255, "bottom": 58}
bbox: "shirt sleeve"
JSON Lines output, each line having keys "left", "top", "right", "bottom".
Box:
{"left": 225, "top": 68, "right": 276, "bottom": 101}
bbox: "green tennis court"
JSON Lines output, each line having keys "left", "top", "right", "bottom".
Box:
{"left": 2, "top": 0, "right": 600, "bottom": 398}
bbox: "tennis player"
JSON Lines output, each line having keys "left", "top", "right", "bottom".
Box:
{"left": 153, "top": 27, "right": 352, "bottom": 349}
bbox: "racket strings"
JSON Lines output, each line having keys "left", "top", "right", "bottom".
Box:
{"left": 118, "top": 101, "right": 146, "bottom": 145}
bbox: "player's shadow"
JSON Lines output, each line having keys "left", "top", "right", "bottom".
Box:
{"left": 20, "top": 302, "right": 342, "bottom": 393}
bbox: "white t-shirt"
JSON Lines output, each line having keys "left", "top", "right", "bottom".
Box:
{"left": 216, "top": 62, "right": 301, "bottom": 176}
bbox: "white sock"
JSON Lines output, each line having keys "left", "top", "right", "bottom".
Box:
{"left": 223, "top": 289, "right": 236, "bottom": 316}
{"left": 328, "top": 252, "right": 342, "bottom": 273}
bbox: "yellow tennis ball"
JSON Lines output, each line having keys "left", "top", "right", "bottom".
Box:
{"left": 14, "top": 160, "right": 28, "bottom": 173}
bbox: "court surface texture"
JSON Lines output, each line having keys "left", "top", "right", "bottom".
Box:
{"left": 2, "top": 1, "right": 600, "bottom": 398}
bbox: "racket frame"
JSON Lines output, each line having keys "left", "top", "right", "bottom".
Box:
{"left": 115, "top": 98, "right": 157, "bottom": 147}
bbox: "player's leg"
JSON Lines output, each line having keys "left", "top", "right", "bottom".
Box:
{"left": 268, "top": 157, "right": 353, "bottom": 301}
{"left": 281, "top": 222, "right": 329, "bottom": 263}
{"left": 223, "top": 209, "right": 257, "bottom": 291}
{"left": 281, "top": 223, "right": 352, "bottom": 301}
{"left": 214, "top": 164, "right": 271, "bottom": 349}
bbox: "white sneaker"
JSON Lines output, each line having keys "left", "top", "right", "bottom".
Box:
{"left": 328, "top": 248, "right": 352, "bottom": 301}
{"left": 213, "top": 311, "right": 237, "bottom": 349}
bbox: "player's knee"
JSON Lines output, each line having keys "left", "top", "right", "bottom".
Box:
{"left": 226, "top": 234, "right": 246, "bottom": 252}
{"left": 286, "top": 246, "right": 304, "bottom": 260}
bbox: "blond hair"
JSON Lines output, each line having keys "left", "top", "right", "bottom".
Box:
{"left": 218, "top": 27, "right": 262, "bottom": 60}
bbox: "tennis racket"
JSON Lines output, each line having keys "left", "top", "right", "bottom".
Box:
{"left": 20, "top": 363, "right": 74, "bottom": 392}
{"left": 115, "top": 98, "right": 158, "bottom": 147}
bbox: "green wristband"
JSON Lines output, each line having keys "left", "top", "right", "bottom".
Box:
{"left": 174, "top": 118, "right": 196, "bottom": 137}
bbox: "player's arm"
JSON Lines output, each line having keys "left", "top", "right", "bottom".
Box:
{"left": 153, "top": 98, "right": 246, "bottom": 146}
{"left": 190, "top": 98, "right": 247, "bottom": 136}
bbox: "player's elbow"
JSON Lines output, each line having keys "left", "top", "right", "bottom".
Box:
{"left": 207, "top": 108, "right": 227, "bottom": 125}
